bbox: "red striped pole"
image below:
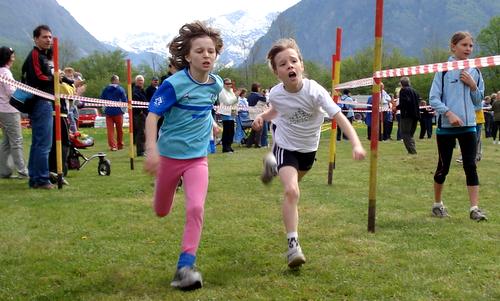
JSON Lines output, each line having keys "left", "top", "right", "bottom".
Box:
{"left": 368, "top": 0, "right": 384, "bottom": 232}
{"left": 127, "top": 60, "right": 134, "bottom": 170}
{"left": 328, "top": 27, "right": 343, "bottom": 185}
{"left": 53, "top": 37, "right": 63, "bottom": 189}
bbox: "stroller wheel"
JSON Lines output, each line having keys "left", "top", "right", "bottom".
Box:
{"left": 98, "top": 159, "right": 111, "bottom": 176}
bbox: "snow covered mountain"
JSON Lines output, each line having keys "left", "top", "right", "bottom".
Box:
{"left": 103, "top": 10, "right": 278, "bottom": 68}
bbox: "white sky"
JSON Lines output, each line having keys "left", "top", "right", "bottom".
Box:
{"left": 56, "top": 0, "right": 301, "bottom": 41}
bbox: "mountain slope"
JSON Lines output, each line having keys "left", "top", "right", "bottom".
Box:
{"left": 248, "top": 0, "right": 500, "bottom": 67}
{"left": 0, "top": 0, "right": 107, "bottom": 59}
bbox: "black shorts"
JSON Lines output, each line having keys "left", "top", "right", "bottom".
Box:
{"left": 273, "top": 144, "right": 317, "bottom": 172}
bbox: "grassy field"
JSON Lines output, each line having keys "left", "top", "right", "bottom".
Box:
{"left": 1, "top": 124, "right": 499, "bottom": 300}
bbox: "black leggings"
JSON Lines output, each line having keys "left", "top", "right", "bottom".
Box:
{"left": 434, "top": 131, "right": 478, "bottom": 186}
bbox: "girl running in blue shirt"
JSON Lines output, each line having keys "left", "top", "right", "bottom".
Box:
{"left": 144, "top": 21, "right": 223, "bottom": 290}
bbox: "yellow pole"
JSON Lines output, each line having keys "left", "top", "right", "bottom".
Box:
{"left": 328, "top": 27, "right": 343, "bottom": 185}
{"left": 368, "top": 0, "right": 384, "bottom": 233}
{"left": 53, "top": 37, "right": 63, "bottom": 189}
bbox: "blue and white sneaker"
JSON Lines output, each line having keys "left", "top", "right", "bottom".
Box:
{"left": 170, "top": 266, "right": 203, "bottom": 291}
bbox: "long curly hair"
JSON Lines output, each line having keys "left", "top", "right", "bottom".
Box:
{"left": 168, "top": 21, "right": 223, "bottom": 70}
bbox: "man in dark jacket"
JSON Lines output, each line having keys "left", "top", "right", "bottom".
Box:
{"left": 132, "top": 75, "right": 148, "bottom": 156}
{"left": 398, "top": 76, "right": 420, "bottom": 154}
{"left": 23, "top": 25, "right": 55, "bottom": 189}
{"left": 101, "top": 75, "right": 127, "bottom": 151}
{"left": 246, "top": 82, "right": 267, "bottom": 148}
{"left": 145, "top": 76, "right": 159, "bottom": 101}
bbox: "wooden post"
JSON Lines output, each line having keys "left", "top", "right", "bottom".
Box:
{"left": 368, "top": 0, "right": 384, "bottom": 233}
{"left": 328, "top": 27, "right": 342, "bottom": 185}
{"left": 53, "top": 37, "right": 63, "bottom": 189}
{"left": 127, "top": 59, "right": 134, "bottom": 170}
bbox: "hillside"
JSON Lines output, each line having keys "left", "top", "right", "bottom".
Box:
{"left": 248, "top": 0, "right": 500, "bottom": 67}
{"left": 0, "top": 0, "right": 107, "bottom": 60}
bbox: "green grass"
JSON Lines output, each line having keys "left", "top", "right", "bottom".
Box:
{"left": 1, "top": 124, "right": 499, "bottom": 300}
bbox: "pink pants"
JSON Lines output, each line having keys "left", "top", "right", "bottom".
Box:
{"left": 105, "top": 115, "right": 124, "bottom": 149}
{"left": 154, "top": 156, "right": 208, "bottom": 255}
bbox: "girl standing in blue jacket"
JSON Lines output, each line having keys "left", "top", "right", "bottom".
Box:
{"left": 143, "top": 21, "right": 223, "bottom": 290}
{"left": 429, "top": 31, "right": 487, "bottom": 221}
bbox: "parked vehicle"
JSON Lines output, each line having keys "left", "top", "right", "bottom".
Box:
{"left": 78, "top": 108, "right": 99, "bottom": 127}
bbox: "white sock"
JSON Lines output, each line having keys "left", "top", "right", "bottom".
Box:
{"left": 287, "top": 232, "right": 299, "bottom": 249}
{"left": 470, "top": 206, "right": 478, "bottom": 212}
{"left": 433, "top": 202, "right": 443, "bottom": 208}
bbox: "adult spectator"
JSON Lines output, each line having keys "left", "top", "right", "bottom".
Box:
{"left": 0, "top": 46, "right": 28, "bottom": 179}
{"left": 492, "top": 95, "right": 500, "bottom": 144}
{"left": 397, "top": 76, "right": 420, "bottom": 154}
{"left": 145, "top": 76, "right": 159, "bottom": 101}
{"left": 23, "top": 25, "right": 55, "bottom": 189}
{"left": 482, "top": 96, "right": 492, "bottom": 138}
{"left": 132, "top": 75, "right": 148, "bottom": 156}
{"left": 246, "top": 82, "right": 267, "bottom": 148}
{"left": 234, "top": 88, "right": 248, "bottom": 144}
{"left": 419, "top": 99, "right": 434, "bottom": 139}
{"left": 100, "top": 75, "right": 127, "bottom": 151}
{"left": 218, "top": 78, "right": 238, "bottom": 153}
{"left": 337, "top": 89, "right": 355, "bottom": 141}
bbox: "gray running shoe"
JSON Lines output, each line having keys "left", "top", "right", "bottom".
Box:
{"left": 170, "top": 266, "right": 203, "bottom": 291}
{"left": 431, "top": 205, "right": 450, "bottom": 218}
{"left": 470, "top": 208, "right": 488, "bottom": 222}
{"left": 287, "top": 246, "right": 306, "bottom": 268}
{"left": 261, "top": 152, "right": 278, "bottom": 184}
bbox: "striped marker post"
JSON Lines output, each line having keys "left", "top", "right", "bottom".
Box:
{"left": 328, "top": 27, "right": 343, "bottom": 185}
{"left": 368, "top": 0, "right": 384, "bottom": 233}
{"left": 53, "top": 38, "right": 63, "bottom": 189}
{"left": 126, "top": 60, "right": 135, "bottom": 170}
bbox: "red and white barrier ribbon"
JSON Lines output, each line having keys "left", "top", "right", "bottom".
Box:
{"left": 335, "top": 55, "right": 499, "bottom": 90}
{"left": 374, "top": 55, "right": 500, "bottom": 79}
{"left": 335, "top": 77, "right": 373, "bottom": 90}
{"left": 0, "top": 75, "right": 149, "bottom": 108}
{"left": 0, "top": 74, "right": 55, "bottom": 101}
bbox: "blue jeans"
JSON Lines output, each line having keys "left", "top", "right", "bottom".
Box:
{"left": 28, "top": 99, "right": 53, "bottom": 187}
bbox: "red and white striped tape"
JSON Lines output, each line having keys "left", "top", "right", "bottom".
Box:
{"left": 335, "top": 55, "right": 499, "bottom": 90}
{"left": 335, "top": 77, "right": 373, "bottom": 90}
{"left": 0, "top": 74, "right": 55, "bottom": 101}
{"left": 374, "top": 55, "right": 500, "bottom": 78}
{"left": 0, "top": 74, "right": 149, "bottom": 108}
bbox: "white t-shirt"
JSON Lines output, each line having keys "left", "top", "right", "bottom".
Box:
{"left": 270, "top": 78, "right": 341, "bottom": 152}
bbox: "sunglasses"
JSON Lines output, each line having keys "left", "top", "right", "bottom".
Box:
{"left": 224, "top": 82, "right": 232, "bottom": 85}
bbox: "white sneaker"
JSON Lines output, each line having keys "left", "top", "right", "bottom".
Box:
{"left": 261, "top": 152, "right": 278, "bottom": 184}
{"left": 170, "top": 266, "right": 203, "bottom": 291}
{"left": 494, "top": 140, "right": 497, "bottom": 145}
{"left": 287, "top": 246, "right": 306, "bottom": 268}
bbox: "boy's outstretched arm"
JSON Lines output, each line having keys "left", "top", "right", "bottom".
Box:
{"left": 334, "top": 112, "right": 366, "bottom": 160}
{"left": 252, "top": 105, "right": 278, "bottom": 131}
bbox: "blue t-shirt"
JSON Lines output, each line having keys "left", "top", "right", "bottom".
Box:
{"left": 148, "top": 68, "right": 223, "bottom": 159}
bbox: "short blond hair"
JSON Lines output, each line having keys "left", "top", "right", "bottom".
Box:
{"left": 266, "top": 38, "right": 303, "bottom": 72}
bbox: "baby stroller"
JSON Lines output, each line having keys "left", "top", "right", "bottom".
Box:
{"left": 67, "top": 132, "right": 111, "bottom": 176}
{"left": 234, "top": 110, "right": 253, "bottom": 145}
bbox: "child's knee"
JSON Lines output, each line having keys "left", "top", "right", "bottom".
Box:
{"left": 186, "top": 203, "right": 204, "bottom": 219}
{"left": 284, "top": 185, "right": 300, "bottom": 203}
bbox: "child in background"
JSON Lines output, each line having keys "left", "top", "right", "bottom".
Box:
{"left": 252, "top": 38, "right": 366, "bottom": 269}
{"left": 428, "top": 31, "right": 487, "bottom": 221}
{"left": 144, "top": 21, "right": 223, "bottom": 290}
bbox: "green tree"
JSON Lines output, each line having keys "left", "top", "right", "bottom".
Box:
{"left": 477, "top": 16, "right": 500, "bottom": 93}
{"left": 71, "top": 50, "right": 128, "bottom": 98}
